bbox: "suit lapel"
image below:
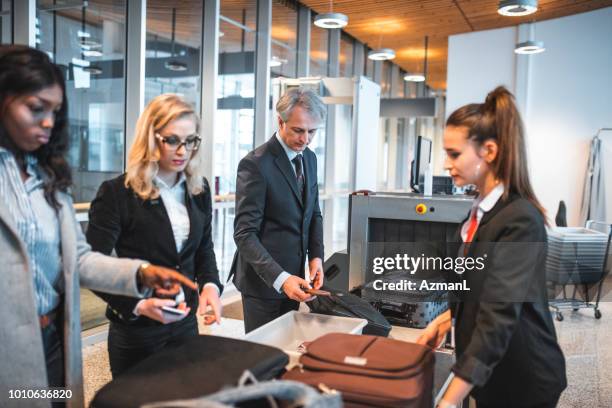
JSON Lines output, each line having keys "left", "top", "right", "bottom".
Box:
{"left": 180, "top": 188, "right": 197, "bottom": 256}
{"left": 270, "top": 137, "right": 303, "bottom": 208}
{"left": 303, "top": 150, "right": 314, "bottom": 206}
{"left": 147, "top": 195, "right": 180, "bottom": 257}
{"left": 466, "top": 192, "right": 516, "bottom": 245}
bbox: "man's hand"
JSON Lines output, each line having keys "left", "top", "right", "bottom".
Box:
{"left": 198, "top": 285, "right": 223, "bottom": 325}
{"left": 281, "top": 275, "right": 313, "bottom": 302}
{"left": 135, "top": 298, "right": 191, "bottom": 324}
{"left": 137, "top": 264, "right": 197, "bottom": 296}
{"left": 308, "top": 257, "right": 324, "bottom": 289}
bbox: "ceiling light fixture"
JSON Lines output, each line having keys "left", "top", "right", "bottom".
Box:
{"left": 314, "top": 1, "right": 348, "bottom": 29}
{"left": 368, "top": 48, "right": 395, "bottom": 61}
{"left": 165, "top": 8, "right": 188, "bottom": 72}
{"left": 78, "top": 3, "right": 102, "bottom": 74}
{"left": 514, "top": 22, "right": 545, "bottom": 54}
{"left": 165, "top": 60, "right": 188, "bottom": 71}
{"left": 368, "top": 22, "right": 395, "bottom": 61}
{"left": 82, "top": 65, "right": 102, "bottom": 75}
{"left": 403, "top": 74, "right": 425, "bottom": 82}
{"left": 498, "top": 0, "right": 538, "bottom": 17}
{"left": 314, "top": 13, "right": 348, "bottom": 29}
{"left": 82, "top": 49, "right": 103, "bottom": 57}
{"left": 514, "top": 40, "right": 545, "bottom": 54}
{"left": 270, "top": 56, "right": 288, "bottom": 67}
{"left": 404, "top": 36, "right": 428, "bottom": 83}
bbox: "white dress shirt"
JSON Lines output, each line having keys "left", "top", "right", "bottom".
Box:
{"left": 155, "top": 174, "right": 190, "bottom": 253}
{"left": 461, "top": 183, "right": 505, "bottom": 242}
{"left": 133, "top": 173, "right": 218, "bottom": 316}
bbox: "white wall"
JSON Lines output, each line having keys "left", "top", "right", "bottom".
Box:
{"left": 446, "top": 26, "right": 517, "bottom": 116}
{"left": 445, "top": 7, "right": 612, "bottom": 226}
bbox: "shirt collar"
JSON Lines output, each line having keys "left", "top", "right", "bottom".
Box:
{"left": 275, "top": 132, "right": 301, "bottom": 161}
{"left": 154, "top": 172, "right": 186, "bottom": 190}
{"left": 0, "top": 147, "right": 37, "bottom": 172}
{"left": 0, "top": 147, "right": 42, "bottom": 186}
{"left": 476, "top": 183, "right": 505, "bottom": 213}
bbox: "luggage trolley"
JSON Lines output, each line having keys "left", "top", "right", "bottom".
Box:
{"left": 547, "top": 221, "right": 612, "bottom": 321}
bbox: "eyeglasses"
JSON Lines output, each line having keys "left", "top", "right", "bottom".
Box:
{"left": 155, "top": 133, "right": 201, "bottom": 151}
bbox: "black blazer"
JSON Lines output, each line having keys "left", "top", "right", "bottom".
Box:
{"left": 230, "top": 135, "right": 324, "bottom": 299}
{"left": 450, "top": 193, "right": 566, "bottom": 406}
{"left": 86, "top": 174, "right": 223, "bottom": 326}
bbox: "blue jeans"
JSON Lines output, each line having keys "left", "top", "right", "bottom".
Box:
{"left": 41, "top": 318, "right": 65, "bottom": 407}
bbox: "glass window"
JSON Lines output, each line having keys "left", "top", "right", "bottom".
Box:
{"left": 339, "top": 34, "right": 353, "bottom": 77}
{"left": 332, "top": 196, "right": 349, "bottom": 252}
{"left": 0, "top": 0, "right": 10, "bottom": 43}
{"left": 365, "top": 49, "right": 374, "bottom": 80}
{"left": 37, "top": 0, "right": 127, "bottom": 331}
{"left": 216, "top": 4, "right": 256, "bottom": 195}
{"left": 144, "top": 2, "right": 202, "bottom": 110}
{"left": 309, "top": 120, "right": 326, "bottom": 187}
{"left": 334, "top": 104, "right": 352, "bottom": 191}
{"left": 37, "top": 0, "right": 127, "bottom": 203}
{"left": 309, "top": 19, "right": 328, "bottom": 77}
{"left": 381, "top": 61, "right": 391, "bottom": 98}
{"left": 215, "top": 0, "right": 257, "bottom": 282}
{"left": 270, "top": 0, "right": 297, "bottom": 78}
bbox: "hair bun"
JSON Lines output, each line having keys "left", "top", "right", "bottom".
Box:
{"left": 484, "top": 86, "right": 512, "bottom": 112}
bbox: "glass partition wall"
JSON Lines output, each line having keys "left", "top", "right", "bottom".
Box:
{"left": 13, "top": 0, "right": 429, "bottom": 330}
{"left": 0, "top": 0, "right": 10, "bottom": 43}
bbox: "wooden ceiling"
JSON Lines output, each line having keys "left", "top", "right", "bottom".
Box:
{"left": 38, "top": 0, "right": 612, "bottom": 90}
{"left": 300, "top": 0, "right": 612, "bottom": 90}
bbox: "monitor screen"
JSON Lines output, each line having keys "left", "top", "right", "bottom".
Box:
{"left": 411, "top": 136, "right": 432, "bottom": 192}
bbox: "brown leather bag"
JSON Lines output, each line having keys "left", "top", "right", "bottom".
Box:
{"left": 283, "top": 333, "right": 434, "bottom": 407}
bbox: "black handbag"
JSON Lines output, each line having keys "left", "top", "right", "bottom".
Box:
{"left": 91, "top": 335, "right": 289, "bottom": 408}
{"left": 307, "top": 287, "right": 392, "bottom": 337}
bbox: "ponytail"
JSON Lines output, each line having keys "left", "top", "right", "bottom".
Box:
{"left": 447, "top": 86, "right": 546, "bottom": 220}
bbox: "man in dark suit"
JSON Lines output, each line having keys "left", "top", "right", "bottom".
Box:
{"left": 231, "top": 88, "right": 326, "bottom": 332}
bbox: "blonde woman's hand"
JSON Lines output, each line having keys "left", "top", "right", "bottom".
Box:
{"left": 135, "top": 298, "right": 190, "bottom": 324}
{"left": 198, "top": 285, "right": 223, "bottom": 325}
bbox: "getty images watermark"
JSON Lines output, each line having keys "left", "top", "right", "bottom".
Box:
{"left": 370, "top": 253, "right": 487, "bottom": 292}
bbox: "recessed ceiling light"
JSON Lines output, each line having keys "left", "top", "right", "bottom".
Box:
{"left": 83, "top": 65, "right": 102, "bottom": 75}
{"left": 514, "top": 40, "right": 545, "bottom": 54}
{"left": 368, "top": 48, "right": 396, "bottom": 61}
{"left": 270, "top": 56, "right": 288, "bottom": 67}
{"left": 82, "top": 50, "right": 103, "bottom": 57}
{"left": 314, "top": 13, "right": 348, "bottom": 29}
{"left": 498, "top": 0, "right": 538, "bottom": 17}
{"left": 80, "top": 39, "right": 102, "bottom": 49}
{"left": 165, "top": 60, "right": 188, "bottom": 71}
{"left": 404, "top": 74, "right": 425, "bottom": 82}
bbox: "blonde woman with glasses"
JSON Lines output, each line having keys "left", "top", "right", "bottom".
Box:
{"left": 86, "top": 94, "right": 223, "bottom": 378}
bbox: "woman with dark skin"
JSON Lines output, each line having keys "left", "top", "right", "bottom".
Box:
{"left": 0, "top": 45, "right": 195, "bottom": 408}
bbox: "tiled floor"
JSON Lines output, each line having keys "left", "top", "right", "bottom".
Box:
{"left": 83, "top": 298, "right": 612, "bottom": 407}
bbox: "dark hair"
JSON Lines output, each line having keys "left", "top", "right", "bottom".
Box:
{"left": 0, "top": 45, "right": 71, "bottom": 210}
{"left": 446, "top": 86, "right": 546, "bottom": 219}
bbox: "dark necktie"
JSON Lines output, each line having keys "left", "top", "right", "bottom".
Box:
{"left": 292, "top": 155, "right": 305, "bottom": 199}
